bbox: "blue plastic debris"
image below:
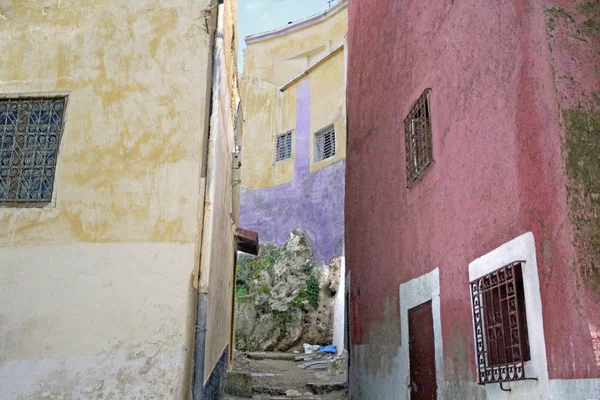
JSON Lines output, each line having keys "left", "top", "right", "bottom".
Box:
{"left": 318, "top": 345, "right": 337, "bottom": 353}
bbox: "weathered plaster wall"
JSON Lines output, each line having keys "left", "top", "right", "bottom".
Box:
{"left": 0, "top": 0, "right": 239, "bottom": 398}
{"left": 239, "top": 159, "right": 345, "bottom": 264}
{"left": 544, "top": 0, "right": 600, "bottom": 380}
{"left": 243, "top": 1, "right": 347, "bottom": 86}
{"left": 0, "top": 243, "right": 196, "bottom": 399}
{"left": 239, "top": 9, "right": 347, "bottom": 264}
{"left": 238, "top": 76, "right": 296, "bottom": 189}
{"left": 200, "top": 2, "right": 239, "bottom": 385}
{"left": 240, "top": 65, "right": 346, "bottom": 263}
{"left": 346, "top": 0, "right": 600, "bottom": 397}
{"left": 309, "top": 50, "right": 346, "bottom": 173}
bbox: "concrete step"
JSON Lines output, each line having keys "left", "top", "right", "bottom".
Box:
{"left": 245, "top": 352, "right": 299, "bottom": 361}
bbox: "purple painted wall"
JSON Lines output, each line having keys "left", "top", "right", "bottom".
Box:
{"left": 240, "top": 78, "right": 345, "bottom": 263}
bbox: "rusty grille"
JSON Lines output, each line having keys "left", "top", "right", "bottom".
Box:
{"left": 470, "top": 261, "right": 531, "bottom": 384}
{"left": 404, "top": 89, "right": 432, "bottom": 186}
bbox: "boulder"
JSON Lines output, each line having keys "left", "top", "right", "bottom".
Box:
{"left": 234, "top": 230, "right": 341, "bottom": 352}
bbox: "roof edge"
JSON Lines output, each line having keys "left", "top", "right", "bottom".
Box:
{"left": 245, "top": 0, "right": 347, "bottom": 45}
{"left": 280, "top": 43, "right": 344, "bottom": 92}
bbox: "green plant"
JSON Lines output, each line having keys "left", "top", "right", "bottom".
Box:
{"left": 235, "top": 282, "right": 249, "bottom": 297}
{"left": 257, "top": 285, "right": 271, "bottom": 295}
{"left": 301, "top": 261, "right": 314, "bottom": 274}
{"left": 305, "top": 275, "right": 320, "bottom": 305}
{"left": 293, "top": 275, "right": 320, "bottom": 308}
{"left": 249, "top": 249, "right": 279, "bottom": 279}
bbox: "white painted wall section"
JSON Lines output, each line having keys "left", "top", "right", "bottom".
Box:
{"left": 399, "top": 267, "right": 445, "bottom": 400}
{"left": 332, "top": 251, "right": 346, "bottom": 354}
{"left": 468, "top": 232, "right": 550, "bottom": 399}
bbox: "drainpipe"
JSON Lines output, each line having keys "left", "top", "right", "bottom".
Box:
{"left": 192, "top": 289, "right": 209, "bottom": 399}
{"left": 192, "top": 1, "right": 225, "bottom": 399}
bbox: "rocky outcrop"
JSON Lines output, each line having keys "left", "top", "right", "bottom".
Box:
{"left": 235, "top": 230, "right": 341, "bottom": 352}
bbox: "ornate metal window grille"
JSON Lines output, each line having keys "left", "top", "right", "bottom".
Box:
{"left": 314, "top": 125, "right": 336, "bottom": 162}
{"left": 0, "top": 97, "right": 67, "bottom": 205}
{"left": 470, "top": 261, "right": 531, "bottom": 385}
{"left": 275, "top": 131, "right": 292, "bottom": 162}
{"left": 404, "top": 89, "right": 432, "bottom": 186}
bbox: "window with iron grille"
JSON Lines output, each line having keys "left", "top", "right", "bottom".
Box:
{"left": 0, "top": 97, "right": 67, "bottom": 205}
{"left": 314, "top": 125, "right": 336, "bottom": 162}
{"left": 404, "top": 89, "right": 432, "bottom": 186}
{"left": 275, "top": 131, "right": 292, "bottom": 162}
{"left": 470, "top": 261, "right": 531, "bottom": 385}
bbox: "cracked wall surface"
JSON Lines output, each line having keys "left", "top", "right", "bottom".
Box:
{"left": 0, "top": 0, "right": 237, "bottom": 398}
{"left": 346, "top": 0, "right": 600, "bottom": 398}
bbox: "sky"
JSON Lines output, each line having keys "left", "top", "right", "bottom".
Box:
{"left": 237, "top": 0, "right": 335, "bottom": 71}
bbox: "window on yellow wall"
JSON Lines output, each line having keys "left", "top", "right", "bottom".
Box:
{"left": 314, "top": 124, "right": 336, "bottom": 162}
{"left": 275, "top": 131, "right": 292, "bottom": 162}
{"left": 0, "top": 97, "right": 67, "bottom": 206}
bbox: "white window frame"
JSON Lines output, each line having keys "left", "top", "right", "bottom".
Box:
{"left": 274, "top": 130, "right": 293, "bottom": 162}
{"left": 313, "top": 124, "right": 336, "bottom": 162}
{"left": 468, "top": 232, "right": 550, "bottom": 398}
{"left": 399, "top": 267, "right": 445, "bottom": 399}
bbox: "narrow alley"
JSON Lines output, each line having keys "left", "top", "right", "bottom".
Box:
{"left": 1, "top": 0, "right": 599, "bottom": 399}
{"left": 222, "top": 352, "right": 346, "bottom": 399}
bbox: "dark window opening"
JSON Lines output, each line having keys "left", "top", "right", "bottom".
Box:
{"left": 0, "top": 97, "right": 67, "bottom": 205}
{"left": 404, "top": 89, "right": 432, "bottom": 186}
{"left": 470, "top": 261, "right": 531, "bottom": 384}
{"left": 275, "top": 131, "right": 292, "bottom": 162}
{"left": 314, "top": 125, "right": 336, "bottom": 162}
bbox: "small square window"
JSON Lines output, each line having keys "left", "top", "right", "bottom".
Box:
{"left": 404, "top": 89, "right": 432, "bottom": 186}
{"left": 314, "top": 125, "right": 336, "bottom": 162}
{"left": 275, "top": 131, "right": 292, "bottom": 162}
{"left": 470, "top": 261, "right": 531, "bottom": 385}
{"left": 0, "top": 97, "right": 67, "bottom": 205}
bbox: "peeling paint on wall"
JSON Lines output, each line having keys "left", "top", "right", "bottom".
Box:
{"left": 0, "top": 0, "right": 240, "bottom": 398}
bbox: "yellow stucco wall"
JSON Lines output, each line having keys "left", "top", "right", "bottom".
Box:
{"left": 0, "top": 0, "right": 211, "bottom": 246}
{"left": 240, "top": 3, "right": 347, "bottom": 190}
{"left": 0, "top": 1, "right": 239, "bottom": 398}
{"left": 243, "top": 3, "right": 348, "bottom": 87}
{"left": 308, "top": 50, "right": 346, "bottom": 172}
{"left": 239, "top": 76, "right": 296, "bottom": 189}
{"left": 201, "top": 1, "right": 240, "bottom": 383}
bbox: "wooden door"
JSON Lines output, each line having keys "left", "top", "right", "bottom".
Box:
{"left": 408, "top": 300, "right": 437, "bottom": 400}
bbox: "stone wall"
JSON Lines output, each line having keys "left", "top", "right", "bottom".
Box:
{"left": 235, "top": 230, "right": 341, "bottom": 352}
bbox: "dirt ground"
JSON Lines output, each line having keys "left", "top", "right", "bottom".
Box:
{"left": 223, "top": 352, "right": 347, "bottom": 400}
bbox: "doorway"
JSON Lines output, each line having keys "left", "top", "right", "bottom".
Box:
{"left": 408, "top": 300, "right": 437, "bottom": 400}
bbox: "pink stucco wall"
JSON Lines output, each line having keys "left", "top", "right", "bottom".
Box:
{"left": 346, "top": 0, "right": 599, "bottom": 388}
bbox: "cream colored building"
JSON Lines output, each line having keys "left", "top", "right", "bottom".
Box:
{"left": 0, "top": 0, "right": 243, "bottom": 398}
{"left": 239, "top": 1, "right": 348, "bottom": 353}
{"left": 240, "top": 1, "right": 348, "bottom": 190}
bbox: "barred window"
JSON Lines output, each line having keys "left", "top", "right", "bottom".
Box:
{"left": 314, "top": 125, "right": 336, "bottom": 162}
{"left": 0, "top": 97, "right": 67, "bottom": 205}
{"left": 470, "top": 261, "right": 531, "bottom": 385}
{"left": 404, "top": 89, "right": 432, "bottom": 186}
{"left": 275, "top": 131, "right": 292, "bottom": 162}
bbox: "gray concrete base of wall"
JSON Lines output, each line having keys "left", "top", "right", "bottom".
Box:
{"left": 202, "top": 345, "right": 230, "bottom": 400}
{"left": 223, "top": 372, "right": 253, "bottom": 398}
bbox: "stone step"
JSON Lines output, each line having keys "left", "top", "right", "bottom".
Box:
{"left": 306, "top": 382, "right": 347, "bottom": 394}
{"left": 245, "top": 352, "right": 299, "bottom": 361}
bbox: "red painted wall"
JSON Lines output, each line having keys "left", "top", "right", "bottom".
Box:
{"left": 346, "top": 0, "right": 600, "bottom": 384}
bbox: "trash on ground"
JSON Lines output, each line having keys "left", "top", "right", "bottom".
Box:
{"left": 298, "top": 360, "right": 328, "bottom": 370}
{"left": 303, "top": 343, "right": 321, "bottom": 354}
{"left": 318, "top": 345, "right": 336, "bottom": 353}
